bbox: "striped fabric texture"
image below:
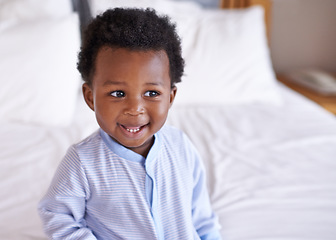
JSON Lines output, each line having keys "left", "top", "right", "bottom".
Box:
{"left": 38, "top": 125, "right": 221, "bottom": 239}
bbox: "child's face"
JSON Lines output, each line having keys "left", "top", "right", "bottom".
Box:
{"left": 83, "top": 47, "right": 176, "bottom": 157}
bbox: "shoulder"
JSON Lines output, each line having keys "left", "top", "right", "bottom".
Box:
{"left": 75, "top": 130, "right": 102, "bottom": 148}
{"left": 159, "top": 124, "right": 191, "bottom": 145}
{"left": 64, "top": 130, "right": 104, "bottom": 161}
{"left": 159, "top": 124, "right": 199, "bottom": 159}
{"left": 160, "top": 124, "right": 183, "bottom": 138}
{"left": 70, "top": 130, "right": 102, "bottom": 152}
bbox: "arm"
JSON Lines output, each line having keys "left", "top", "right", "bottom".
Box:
{"left": 38, "top": 147, "right": 97, "bottom": 240}
{"left": 191, "top": 149, "right": 222, "bottom": 240}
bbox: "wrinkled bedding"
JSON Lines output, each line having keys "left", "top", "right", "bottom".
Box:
{"left": 1, "top": 83, "right": 336, "bottom": 239}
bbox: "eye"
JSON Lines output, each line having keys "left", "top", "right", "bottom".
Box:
{"left": 144, "top": 91, "right": 160, "bottom": 97}
{"left": 110, "top": 91, "right": 125, "bottom": 98}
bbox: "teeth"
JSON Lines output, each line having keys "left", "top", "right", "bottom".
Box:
{"left": 126, "top": 128, "right": 140, "bottom": 133}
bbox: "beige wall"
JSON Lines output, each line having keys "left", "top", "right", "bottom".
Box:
{"left": 270, "top": 0, "right": 336, "bottom": 74}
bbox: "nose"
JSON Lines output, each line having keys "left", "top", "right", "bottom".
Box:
{"left": 123, "top": 97, "right": 145, "bottom": 116}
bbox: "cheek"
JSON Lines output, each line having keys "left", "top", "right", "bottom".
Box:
{"left": 94, "top": 98, "right": 116, "bottom": 121}
{"left": 151, "top": 102, "right": 171, "bottom": 121}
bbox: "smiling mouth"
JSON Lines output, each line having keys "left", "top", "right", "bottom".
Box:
{"left": 126, "top": 127, "right": 140, "bottom": 133}
{"left": 120, "top": 124, "right": 148, "bottom": 134}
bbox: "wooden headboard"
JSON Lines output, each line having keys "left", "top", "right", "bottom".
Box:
{"left": 220, "top": 0, "right": 271, "bottom": 41}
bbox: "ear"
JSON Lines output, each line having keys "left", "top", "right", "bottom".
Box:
{"left": 169, "top": 86, "right": 177, "bottom": 108}
{"left": 82, "top": 83, "right": 95, "bottom": 111}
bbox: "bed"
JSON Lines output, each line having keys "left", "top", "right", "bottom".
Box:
{"left": 1, "top": 0, "right": 336, "bottom": 239}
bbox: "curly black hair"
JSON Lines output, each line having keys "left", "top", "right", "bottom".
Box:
{"left": 77, "top": 8, "right": 184, "bottom": 88}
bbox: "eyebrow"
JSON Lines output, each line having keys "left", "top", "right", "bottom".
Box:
{"left": 102, "top": 80, "right": 164, "bottom": 87}
{"left": 102, "top": 80, "right": 126, "bottom": 86}
{"left": 145, "top": 82, "right": 163, "bottom": 86}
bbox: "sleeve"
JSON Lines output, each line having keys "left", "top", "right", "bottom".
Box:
{"left": 38, "top": 146, "right": 97, "bottom": 240}
{"left": 188, "top": 138, "right": 222, "bottom": 240}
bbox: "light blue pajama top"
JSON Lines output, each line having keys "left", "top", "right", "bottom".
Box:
{"left": 38, "top": 125, "right": 221, "bottom": 240}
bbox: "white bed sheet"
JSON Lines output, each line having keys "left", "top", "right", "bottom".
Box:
{"left": 1, "top": 84, "right": 336, "bottom": 240}
{"left": 168, "top": 84, "right": 336, "bottom": 239}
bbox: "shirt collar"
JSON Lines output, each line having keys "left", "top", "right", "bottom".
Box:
{"left": 99, "top": 128, "right": 162, "bottom": 164}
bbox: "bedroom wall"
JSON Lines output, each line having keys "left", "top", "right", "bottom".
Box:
{"left": 270, "top": 0, "right": 336, "bottom": 74}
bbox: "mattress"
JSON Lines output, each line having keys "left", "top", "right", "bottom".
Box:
{"left": 1, "top": 84, "right": 336, "bottom": 240}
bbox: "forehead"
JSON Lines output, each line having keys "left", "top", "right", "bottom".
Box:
{"left": 93, "top": 47, "right": 170, "bottom": 86}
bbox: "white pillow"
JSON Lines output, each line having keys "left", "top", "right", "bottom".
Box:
{"left": 89, "top": 0, "right": 282, "bottom": 106}
{"left": 0, "top": 0, "right": 73, "bottom": 31}
{"left": 0, "top": 0, "right": 72, "bottom": 19}
{"left": 0, "top": 13, "right": 81, "bottom": 126}
{"left": 88, "top": 0, "right": 203, "bottom": 17}
{"left": 174, "top": 6, "right": 282, "bottom": 106}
